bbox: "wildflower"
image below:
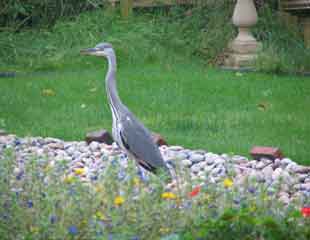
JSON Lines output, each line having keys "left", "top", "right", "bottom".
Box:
{"left": 44, "top": 163, "right": 53, "bottom": 172}
{"left": 118, "top": 168, "right": 126, "bottom": 181}
{"left": 74, "top": 168, "right": 85, "bottom": 175}
{"left": 68, "top": 225, "right": 78, "bottom": 235}
{"left": 223, "top": 178, "right": 233, "bottom": 188}
{"left": 233, "top": 198, "right": 241, "bottom": 205}
{"left": 301, "top": 207, "right": 310, "bottom": 217}
{"left": 114, "top": 196, "right": 125, "bottom": 206}
{"left": 188, "top": 185, "right": 201, "bottom": 197}
{"left": 205, "top": 193, "right": 211, "bottom": 201}
{"left": 50, "top": 215, "right": 57, "bottom": 224}
{"left": 133, "top": 177, "right": 140, "bottom": 186}
{"left": 30, "top": 226, "right": 39, "bottom": 233}
{"left": 250, "top": 203, "right": 257, "bottom": 212}
{"left": 14, "top": 139, "right": 21, "bottom": 146}
{"left": 80, "top": 219, "right": 88, "bottom": 226}
{"left": 248, "top": 186, "right": 256, "bottom": 194}
{"left": 161, "top": 192, "right": 177, "bottom": 200}
{"left": 64, "top": 175, "right": 75, "bottom": 184}
{"left": 90, "top": 175, "right": 98, "bottom": 181}
{"left": 95, "top": 185, "right": 104, "bottom": 193}
{"left": 137, "top": 168, "right": 149, "bottom": 182}
{"left": 95, "top": 211, "right": 106, "bottom": 221}
{"left": 27, "top": 200, "right": 33, "bottom": 208}
{"left": 16, "top": 170, "right": 24, "bottom": 180}
{"left": 159, "top": 227, "right": 170, "bottom": 234}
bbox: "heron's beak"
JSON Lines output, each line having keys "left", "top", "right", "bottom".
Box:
{"left": 80, "top": 48, "right": 98, "bottom": 55}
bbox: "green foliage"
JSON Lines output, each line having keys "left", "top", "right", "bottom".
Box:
{"left": 0, "top": 151, "right": 309, "bottom": 239}
{"left": 0, "top": 0, "right": 105, "bottom": 30}
{"left": 1, "top": 1, "right": 309, "bottom": 73}
{"left": 254, "top": 4, "right": 310, "bottom": 73}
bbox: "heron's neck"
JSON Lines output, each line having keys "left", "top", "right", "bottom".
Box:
{"left": 105, "top": 52, "right": 123, "bottom": 112}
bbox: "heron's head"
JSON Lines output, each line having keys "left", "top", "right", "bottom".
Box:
{"left": 80, "top": 42, "right": 113, "bottom": 57}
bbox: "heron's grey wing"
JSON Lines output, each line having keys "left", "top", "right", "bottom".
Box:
{"left": 120, "top": 114, "right": 168, "bottom": 172}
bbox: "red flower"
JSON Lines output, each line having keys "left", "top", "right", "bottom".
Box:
{"left": 188, "top": 185, "right": 201, "bottom": 197}
{"left": 301, "top": 207, "right": 310, "bottom": 217}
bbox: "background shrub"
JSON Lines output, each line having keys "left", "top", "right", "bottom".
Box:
{"left": 0, "top": 0, "right": 105, "bottom": 30}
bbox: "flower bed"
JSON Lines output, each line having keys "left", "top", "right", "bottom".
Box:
{"left": 0, "top": 134, "right": 309, "bottom": 239}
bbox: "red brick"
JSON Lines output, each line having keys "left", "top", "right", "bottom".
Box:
{"left": 250, "top": 146, "right": 283, "bottom": 160}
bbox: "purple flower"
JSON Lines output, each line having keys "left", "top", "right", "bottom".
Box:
{"left": 248, "top": 187, "right": 256, "bottom": 194}
{"left": 27, "top": 200, "right": 33, "bottom": 208}
{"left": 16, "top": 170, "right": 24, "bottom": 180}
{"left": 233, "top": 198, "right": 241, "bottom": 205}
{"left": 137, "top": 168, "right": 148, "bottom": 182}
{"left": 68, "top": 225, "right": 78, "bottom": 235}
{"left": 90, "top": 175, "right": 98, "bottom": 181}
{"left": 50, "top": 215, "right": 57, "bottom": 224}
{"left": 131, "top": 236, "right": 140, "bottom": 240}
{"left": 118, "top": 168, "right": 126, "bottom": 181}
{"left": 208, "top": 204, "right": 216, "bottom": 209}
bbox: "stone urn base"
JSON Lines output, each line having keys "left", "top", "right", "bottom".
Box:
{"left": 224, "top": 39, "right": 262, "bottom": 68}
{"left": 224, "top": 0, "right": 262, "bottom": 69}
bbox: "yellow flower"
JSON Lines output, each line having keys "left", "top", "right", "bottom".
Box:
{"left": 64, "top": 175, "right": 75, "bottom": 184}
{"left": 205, "top": 193, "right": 211, "bottom": 201}
{"left": 80, "top": 219, "right": 87, "bottom": 226}
{"left": 30, "top": 226, "right": 39, "bottom": 233}
{"left": 44, "top": 163, "right": 53, "bottom": 172}
{"left": 223, "top": 178, "right": 233, "bottom": 188}
{"left": 159, "top": 227, "right": 170, "bottom": 234}
{"left": 95, "top": 211, "right": 106, "bottom": 221}
{"left": 161, "top": 192, "right": 177, "bottom": 200}
{"left": 250, "top": 203, "right": 257, "bottom": 212}
{"left": 74, "top": 168, "right": 85, "bottom": 175}
{"left": 133, "top": 177, "right": 140, "bottom": 186}
{"left": 95, "top": 185, "right": 104, "bottom": 193}
{"left": 114, "top": 196, "right": 125, "bottom": 206}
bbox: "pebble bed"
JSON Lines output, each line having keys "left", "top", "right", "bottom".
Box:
{"left": 0, "top": 134, "right": 309, "bottom": 206}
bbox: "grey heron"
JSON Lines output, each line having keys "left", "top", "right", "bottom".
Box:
{"left": 81, "top": 42, "right": 171, "bottom": 179}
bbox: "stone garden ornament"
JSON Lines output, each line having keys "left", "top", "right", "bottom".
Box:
{"left": 81, "top": 43, "right": 171, "bottom": 179}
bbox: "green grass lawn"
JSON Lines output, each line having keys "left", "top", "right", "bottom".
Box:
{"left": 1, "top": 58, "right": 309, "bottom": 165}
{"left": 1, "top": 7, "right": 309, "bottom": 165}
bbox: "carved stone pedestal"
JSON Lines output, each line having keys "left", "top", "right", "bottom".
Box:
{"left": 224, "top": 0, "right": 262, "bottom": 68}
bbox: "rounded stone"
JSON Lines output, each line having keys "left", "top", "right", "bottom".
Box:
{"left": 278, "top": 192, "right": 290, "bottom": 205}
{"left": 211, "top": 166, "right": 224, "bottom": 176}
{"left": 191, "top": 164, "right": 201, "bottom": 174}
{"left": 280, "top": 158, "right": 294, "bottom": 167}
{"left": 175, "top": 152, "right": 188, "bottom": 160}
{"left": 262, "top": 165, "right": 273, "bottom": 180}
{"left": 204, "top": 164, "right": 215, "bottom": 173}
{"left": 169, "top": 146, "right": 184, "bottom": 151}
{"left": 181, "top": 159, "right": 192, "bottom": 167}
{"left": 272, "top": 168, "right": 283, "bottom": 181}
{"left": 189, "top": 154, "right": 205, "bottom": 163}
{"left": 249, "top": 170, "right": 264, "bottom": 182}
{"left": 89, "top": 141, "right": 100, "bottom": 151}
{"left": 231, "top": 155, "right": 248, "bottom": 164}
